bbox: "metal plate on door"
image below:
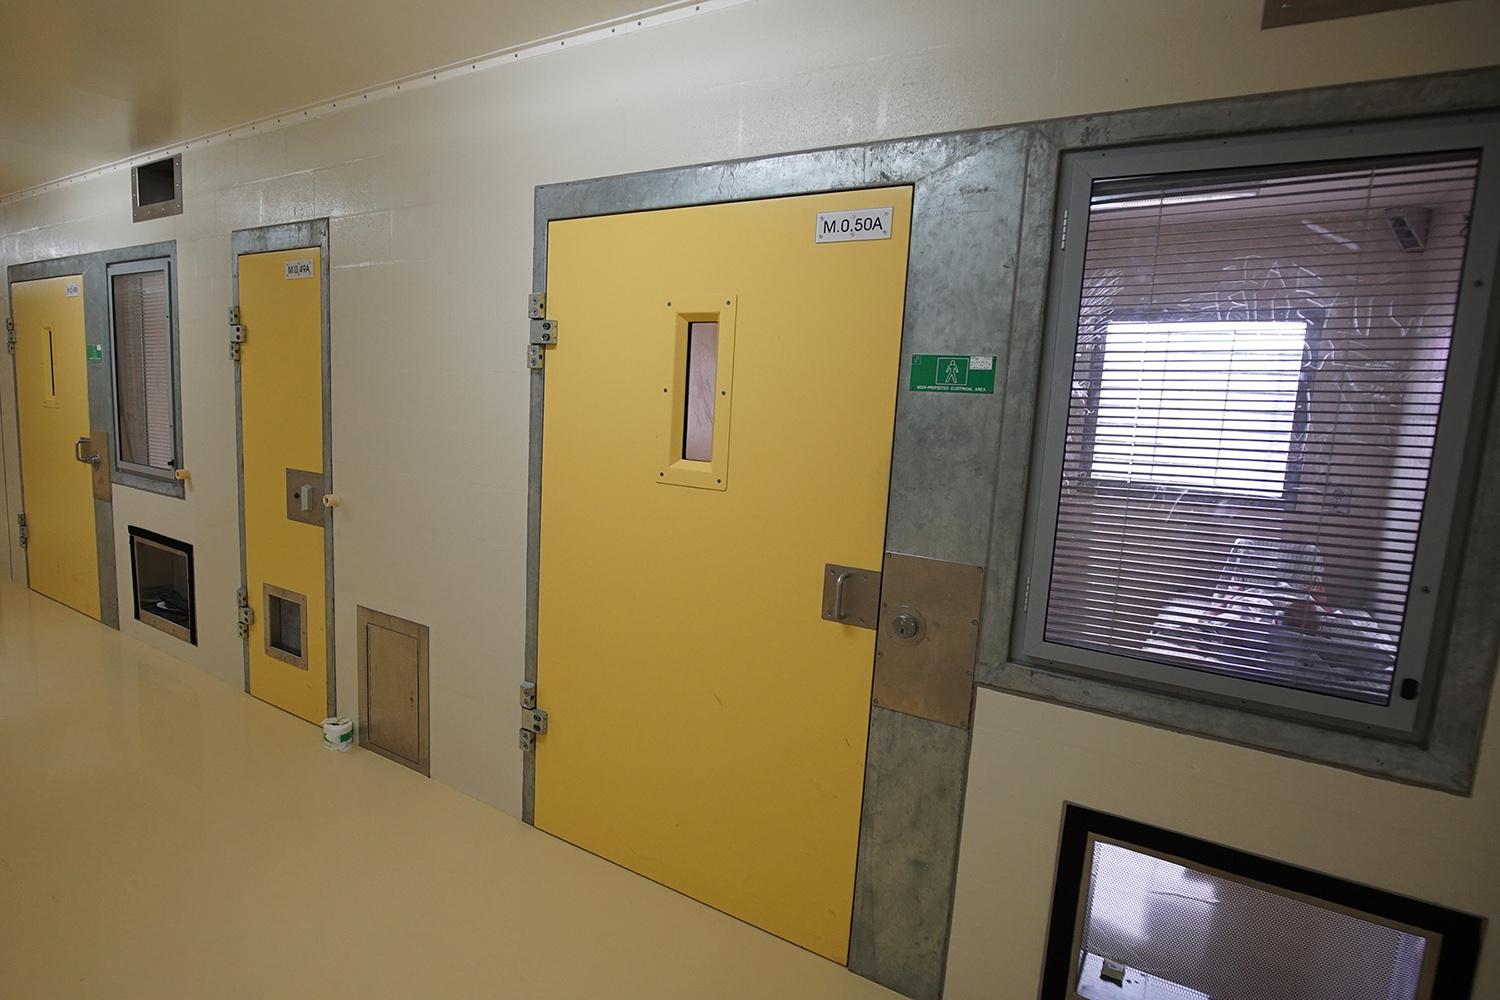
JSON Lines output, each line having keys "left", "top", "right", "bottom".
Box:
{"left": 821, "top": 564, "right": 881, "bottom": 630}
{"left": 873, "top": 553, "right": 983, "bottom": 728}
{"left": 285, "top": 468, "right": 326, "bottom": 526}
{"left": 89, "top": 431, "right": 112, "bottom": 502}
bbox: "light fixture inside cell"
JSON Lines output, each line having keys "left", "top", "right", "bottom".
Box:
{"left": 1093, "top": 189, "right": 1259, "bottom": 211}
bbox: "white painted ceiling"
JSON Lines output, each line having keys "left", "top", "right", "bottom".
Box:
{"left": 0, "top": 0, "right": 681, "bottom": 196}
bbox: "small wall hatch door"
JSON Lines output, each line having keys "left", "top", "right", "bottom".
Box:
{"left": 12, "top": 275, "right": 103, "bottom": 620}
{"left": 236, "top": 246, "right": 330, "bottom": 723}
{"left": 536, "top": 187, "right": 913, "bottom": 963}
{"left": 358, "top": 607, "right": 430, "bottom": 775}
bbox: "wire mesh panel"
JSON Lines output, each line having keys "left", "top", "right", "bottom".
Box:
{"left": 1079, "top": 840, "right": 1428, "bottom": 1000}
{"left": 1043, "top": 153, "right": 1481, "bottom": 706}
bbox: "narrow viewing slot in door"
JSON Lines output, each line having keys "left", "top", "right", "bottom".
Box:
{"left": 683, "top": 321, "right": 719, "bottom": 462}
{"left": 47, "top": 329, "right": 57, "bottom": 400}
{"left": 659, "top": 296, "right": 735, "bottom": 491}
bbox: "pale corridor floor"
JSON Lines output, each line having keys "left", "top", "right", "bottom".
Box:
{"left": 0, "top": 583, "right": 895, "bottom": 999}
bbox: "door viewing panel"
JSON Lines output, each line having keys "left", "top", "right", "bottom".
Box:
{"left": 237, "top": 246, "right": 329, "bottom": 724}
{"left": 536, "top": 187, "right": 913, "bottom": 962}
{"left": 12, "top": 275, "right": 102, "bottom": 620}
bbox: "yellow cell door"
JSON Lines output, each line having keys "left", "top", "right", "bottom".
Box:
{"left": 237, "top": 247, "right": 330, "bottom": 724}
{"left": 536, "top": 188, "right": 912, "bottom": 962}
{"left": 12, "top": 275, "right": 101, "bottom": 620}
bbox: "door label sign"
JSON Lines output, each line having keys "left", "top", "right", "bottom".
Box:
{"left": 815, "top": 207, "right": 893, "bottom": 243}
{"left": 284, "top": 259, "right": 315, "bottom": 280}
{"left": 64, "top": 282, "right": 81, "bottom": 297}
{"left": 910, "top": 354, "right": 996, "bottom": 394}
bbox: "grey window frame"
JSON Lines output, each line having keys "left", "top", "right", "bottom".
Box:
{"left": 1017, "top": 115, "right": 1500, "bottom": 739}
{"left": 105, "top": 254, "right": 185, "bottom": 495}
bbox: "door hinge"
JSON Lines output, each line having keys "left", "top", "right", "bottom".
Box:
{"left": 5, "top": 317, "right": 15, "bottom": 354}
{"left": 529, "top": 318, "right": 558, "bottom": 345}
{"left": 1023, "top": 576, "right": 1031, "bottom": 614}
{"left": 228, "top": 306, "right": 245, "bottom": 362}
{"left": 527, "top": 293, "right": 554, "bottom": 371}
{"left": 1059, "top": 209, "right": 1069, "bottom": 252}
{"left": 519, "top": 682, "right": 547, "bottom": 751}
{"left": 236, "top": 587, "right": 254, "bottom": 637}
{"left": 16, "top": 512, "right": 28, "bottom": 548}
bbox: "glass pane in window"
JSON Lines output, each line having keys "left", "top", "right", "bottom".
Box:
{"left": 1045, "top": 153, "right": 1481, "bottom": 705}
{"left": 1093, "top": 321, "right": 1307, "bottom": 498}
{"left": 683, "top": 321, "right": 718, "bottom": 462}
{"left": 111, "top": 268, "right": 173, "bottom": 470}
{"left": 1078, "top": 841, "right": 1428, "bottom": 1000}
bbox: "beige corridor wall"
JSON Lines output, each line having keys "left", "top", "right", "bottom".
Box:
{"left": 0, "top": 0, "right": 1497, "bottom": 985}
{"left": 945, "top": 681, "right": 1500, "bottom": 997}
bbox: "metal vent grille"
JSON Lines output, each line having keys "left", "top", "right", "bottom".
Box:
{"left": 1078, "top": 840, "right": 1428, "bottom": 1000}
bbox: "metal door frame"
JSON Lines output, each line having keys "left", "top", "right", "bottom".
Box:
{"left": 230, "top": 220, "right": 335, "bottom": 719}
{"left": 5, "top": 244, "right": 187, "bottom": 628}
{"left": 531, "top": 187, "right": 918, "bottom": 964}
{"left": 528, "top": 67, "right": 1500, "bottom": 1000}
{"left": 529, "top": 154, "right": 996, "bottom": 998}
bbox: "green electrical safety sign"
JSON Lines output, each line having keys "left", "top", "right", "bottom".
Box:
{"left": 86, "top": 344, "right": 104, "bottom": 362}
{"left": 909, "top": 354, "right": 996, "bottom": 394}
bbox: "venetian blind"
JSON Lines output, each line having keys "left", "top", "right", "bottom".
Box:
{"left": 112, "top": 268, "right": 174, "bottom": 470}
{"left": 1043, "top": 153, "right": 1479, "bottom": 705}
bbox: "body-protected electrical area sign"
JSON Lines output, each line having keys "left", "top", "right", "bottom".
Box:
{"left": 909, "top": 354, "right": 996, "bottom": 394}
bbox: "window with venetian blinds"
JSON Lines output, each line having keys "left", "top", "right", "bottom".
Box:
{"left": 1036, "top": 152, "right": 1479, "bottom": 711}
{"left": 110, "top": 263, "right": 176, "bottom": 473}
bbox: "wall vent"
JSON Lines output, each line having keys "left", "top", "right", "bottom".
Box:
{"left": 1042, "top": 805, "right": 1483, "bottom": 999}
{"left": 131, "top": 154, "right": 182, "bottom": 222}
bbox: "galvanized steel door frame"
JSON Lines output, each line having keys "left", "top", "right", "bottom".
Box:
{"left": 527, "top": 67, "right": 1500, "bottom": 1000}
{"left": 529, "top": 144, "right": 1000, "bottom": 1000}
{"left": 230, "top": 220, "right": 336, "bottom": 719}
{"left": 6, "top": 242, "right": 183, "bottom": 628}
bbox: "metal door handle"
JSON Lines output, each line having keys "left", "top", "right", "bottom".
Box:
{"left": 74, "top": 437, "right": 100, "bottom": 466}
{"left": 297, "top": 485, "right": 314, "bottom": 512}
{"left": 833, "top": 570, "right": 853, "bottom": 621}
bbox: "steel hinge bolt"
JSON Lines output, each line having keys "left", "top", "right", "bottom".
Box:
{"left": 529, "top": 318, "right": 558, "bottom": 345}
{"left": 228, "top": 305, "right": 245, "bottom": 361}
{"left": 518, "top": 699, "right": 548, "bottom": 753}
{"left": 236, "top": 588, "right": 254, "bottom": 637}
